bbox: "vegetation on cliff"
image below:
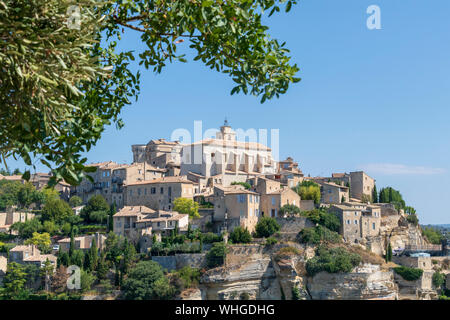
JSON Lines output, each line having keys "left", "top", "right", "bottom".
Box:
{"left": 306, "top": 246, "right": 361, "bottom": 277}
{"left": 393, "top": 266, "right": 423, "bottom": 281}
{"left": 297, "top": 226, "right": 341, "bottom": 245}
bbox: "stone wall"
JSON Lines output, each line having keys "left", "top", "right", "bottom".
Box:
{"left": 275, "top": 216, "right": 315, "bottom": 241}
{"left": 152, "top": 253, "right": 207, "bottom": 271}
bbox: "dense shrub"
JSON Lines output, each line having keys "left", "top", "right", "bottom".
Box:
{"left": 174, "top": 266, "right": 201, "bottom": 289}
{"left": 265, "top": 237, "right": 278, "bottom": 246}
{"left": 393, "top": 266, "right": 423, "bottom": 281}
{"left": 300, "top": 209, "right": 340, "bottom": 232}
{"left": 229, "top": 227, "right": 252, "bottom": 244}
{"left": 432, "top": 271, "right": 445, "bottom": 288}
{"left": 151, "top": 241, "right": 201, "bottom": 256}
{"left": 306, "top": 246, "right": 361, "bottom": 277}
{"left": 422, "top": 227, "right": 444, "bottom": 245}
{"left": 297, "top": 226, "right": 341, "bottom": 245}
{"left": 206, "top": 243, "right": 228, "bottom": 268}
{"left": 255, "top": 217, "right": 280, "bottom": 238}
{"left": 406, "top": 214, "right": 419, "bottom": 226}
{"left": 231, "top": 181, "right": 251, "bottom": 190}
{"left": 200, "top": 232, "right": 223, "bottom": 244}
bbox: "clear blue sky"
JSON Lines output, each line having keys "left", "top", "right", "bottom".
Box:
{"left": 6, "top": 0, "right": 450, "bottom": 224}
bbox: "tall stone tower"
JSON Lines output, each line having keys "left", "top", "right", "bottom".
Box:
{"left": 216, "top": 119, "right": 236, "bottom": 141}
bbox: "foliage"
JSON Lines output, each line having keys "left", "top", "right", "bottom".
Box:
{"left": 293, "top": 181, "right": 321, "bottom": 204}
{"left": 199, "top": 232, "right": 223, "bottom": 244}
{"left": 300, "top": 208, "right": 340, "bottom": 232}
{"left": 80, "top": 270, "right": 96, "bottom": 293}
{"left": 297, "top": 226, "right": 341, "bottom": 245}
{"left": 24, "top": 232, "right": 51, "bottom": 252}
{"left": 255, "top": 217, "right": 281, "bottom": 238}
{"left": 422, "top": 227, "right": 444, "bottom": 245}
{"left": 1, "top": 262, "right": 29, "bottom": 299}
{"left": 70, "top": 250, "right": 84, "bottom": 268}
{"left": 372, "top": 184, "right": 378, "bottom": 203}
{"left": 68, "top": 196, "right": 83, "bottom": 208}
{"left": 406, "top": 214, "right": 419, "bottom": 226}
{"left": 385, "top": 243, "right": 392, "bottom": 262}
{"left": 280, "top": 204, "right": 301, "bottom": 216}
{"left": 379, "top": 187, "right": 405, "bottom": 209}
{"left": 122, "top": 261, "right": 174, "bottom": 300}
{"left": 432, "top": 271, "right": 445, "bottom": 289}
{"left": 108, "top": 202, "right": 116, "bottom": 232}
{"left": 42, "top": 198, "right": 73, "bottom": 223}
{"left": 173, "top": 197, "right": 200, "bottom": 219}
{"left": 81, "top": 195, "right": 109, "bottom": 224}
{"left": 277, "top": 246, "right": 300, "bottom": 256}
{"left": 206, "top": 242, "right": 228, "bottom": 268}
{"left": 291, "top": 286, "right": 300, "bottom": 300}
{"left": 393, "top": 266, "right": 423, "bottom": 281}
{"left": 265, "top": 237, "right": 278, "bottom": 246}
{"left": 0, "top": 0, "right": 299, "bottom": 186}
{"left": 0, "top": 180, "right": 42, "bottom": 210}
{"left": 229, "top": 227, "right": 252, "bottom": 244}
{"left": 305, "top": 246, "right": 362, "bottom": 277}
{"left": 231, "top": 181, "right": 251, "bottom": 190}
{"left": 10, "top": 218, "right": 42, "bottom": 239}
{"left": 174, "top": 266, "right": 201, "bottom": 290}
{"left": 151, "top": 241, "right": 201, "bottom": 256}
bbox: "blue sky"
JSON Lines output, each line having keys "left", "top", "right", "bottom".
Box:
{"left": 5, "top": 1, "right": 450, "bottom": 224}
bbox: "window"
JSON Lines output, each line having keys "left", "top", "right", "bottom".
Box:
{"left": 354, "top": 220, "right": 358, "bottom": 225}
{"left": 256, "top": 196, "right": 259, "bottom": 203}
{"left": 151, "top": 187, "right": 156, "bottom": 194}
{"left": 372, "top": 223, "right": 376, "bottom": 230}
{"left": 255, "top": 209, "right": 259, "bottom": 217}
{"left": 240, "top": 210, "right": 245, "bottom": 218}
{"left": 355, "top": 212, "right": 358, "bottom": 216}
{"left": 249, "top": 195, "right": 253, "bottom": 203}
{"left": 160, "top": 187, "right": 164, "bottom": 194}
{"left": 347, "top": 220, "right": 350, "bottom": 225}
{"left": 271, "top": 197, "right": 276, "bottom": 206}
{"left": 138, "top": 188, "right": 141, "bottom": 196}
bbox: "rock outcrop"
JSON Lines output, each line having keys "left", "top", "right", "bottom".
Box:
{"left": 307, "top": 264, "right": 397, "bottom": 300}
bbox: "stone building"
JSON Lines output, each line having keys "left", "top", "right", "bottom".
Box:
{"left": 58, "top": 233, "right": 106, "bottom": 253}
{"left": 271, "top": 157, "right": 304, "bottom": 188}
{"left": 132, "top": 139, "right": 182, "bottom": 170}
{"left": 319, "top": 182, "right": 349, "bottom": 204}
{"left": 0, "top": 209, "right": 35, "bottom": 233}
{"left": 313, "top": 171, "right": 375, "bottom": 201}
{"left": 212, "top": 185, "right": 261, "bottom": 233}
{"left": 330, "top": 204, "right": 364, "bottom": 244}
{"left": 124, "top": 176, "right": 195, "bottom": 211}
{"left": 180, "top": 122, "right": 277, "bottom": 184}
{"left": 8, "top": 245, "right": 57, "bottom": 270}
{"left": 113, "top": 206, "right": 189, "bottom": 250}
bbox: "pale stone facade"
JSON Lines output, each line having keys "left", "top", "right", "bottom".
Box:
{"left": 0, "top": 209, "right": 35, "bottom": 233}
{"left": 124, "top": 176, "right": 195, "bottom": 211}
{"left": 9, "top": 245, "right": 57, "bottom": 270}
{"left": 212, "top": 185, "right": 261, "bottom": 233}
{"left": 58, "top": 233, "right": 106, "bottom": 253}
{"left": 180, "top": 123, "right": 277, "bottom": 183}
{"left": 319, "top": 182, "right": 349, "bottom": 204}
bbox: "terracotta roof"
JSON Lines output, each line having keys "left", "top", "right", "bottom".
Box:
{"left": 9, "top": 245, "right": 32, "bottom": 252}
{"left": 321, "top": 182, "right": 349, "bottom": 189}
{"left": 332, "top": 173, "right": 347, "bottom": 178}
{"left": 125, "top": 176, "right": 194, "bottom": 186}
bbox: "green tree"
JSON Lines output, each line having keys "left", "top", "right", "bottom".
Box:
{"left": 70, "top": 250, "right": 84, "bottom": 268}
{"left": 0, "top": 0, "right": 299, "bottom": 186}
{"left": 432, "top": 271, "right": 445, "bottom": 289}
{"left": 80, "top": 270, "right": 96, "bottom": 293}
{"left": 280, "top": 204, "right": 301, "bottom": 216}
{"left": 422, "top": 227, "right": 444, "bottom": 245}
{"left": 109, "top": 202, "right": 116, "bottom": 232}
{"left": 372, "top": 185, "right": 378, "bottom": 203}
{"left": 173, "top": 198, "right": 200, "bottom": 219}
{"left": 2, "top": 262, "right": 29, "bottom": 299}
{"left": 386, "top": 243, "right": 392, "bottom": 262}
{"left": 122, "top": 261, "right": 174, "bottom": 300}
{"left": 24, "top": 232, "right": 51, "bottom": 253}
{"left": 294, "top": 181, "right": 321, "bottom": 204}
{"left": 229, "top": 227, "right": 252, "bottom": 244}
{"left": 81, "top": 195, "right": 109, "bottom": 223}
{"left": 206, "top": 242, "right": 228, "bottom": 268}
{"left": 42, "top": 198, "right": 73, "bottom": 223}
{"left": 10, "top": 218, "right": 42, "bottom": 239}
{"left": 69, "top": 196, "right": 83, "bottom": 208}
{"left": 57, "top": 251, "right": 70, "bottom": 268}
{"left": 255, "top": 217, "right": 281, "bottom": 238}
{"left": 305, "top": 246, "right": 361, "bottom": 277}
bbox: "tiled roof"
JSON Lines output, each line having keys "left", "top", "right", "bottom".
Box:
{"left": 125, "top": 176, "right": 194, "bottom": 186}
{"left": 114, "top": 205, "right": 156, "bottom": 217}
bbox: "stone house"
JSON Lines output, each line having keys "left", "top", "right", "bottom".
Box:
{"left": 271, "top": 156, "right": 304, "bottom": 188}
{"left": 319, "top": 182, "right": 349, "bottom": 204}
{"left": 0, "top": 209, "right": 35, "bottom": 233}
{"left": 212, "top": 185, "right": 261, "bottom": 233}
{"left": 8, "top": 245, "right": 57, "bottom": 270}
{"left": 314, "top": 171, "right": 375, "bottom": 201}
{"left": 330, "top": 204, "right": 364, "bottom": 244}
{"left": 58, "top": 233, "right": 106, "bottom": 253}
{"left": 260, "top": 188, "right": 300, "bottom": 218}
{"left": 113, "top": 206, "right": 188, "bottom": 250}
{"left": 124, "top": 176, "right": 195, "bottom": 211}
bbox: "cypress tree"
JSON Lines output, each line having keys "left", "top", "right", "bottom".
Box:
{"left": 108, "top": 202, "right": 116, "bottom": 232}
{"left": 386, "top": 243, "right": 392, "bottom": 262}
{"left": 372, "top": 185, "right": 378, "bottom": 203}
{"left": 69, "top": 229, "right": 75, "bottom": 258}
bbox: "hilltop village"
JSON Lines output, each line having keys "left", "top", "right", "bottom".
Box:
{"left": 0, "top": 122, "right": 448, "bottom": 300}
